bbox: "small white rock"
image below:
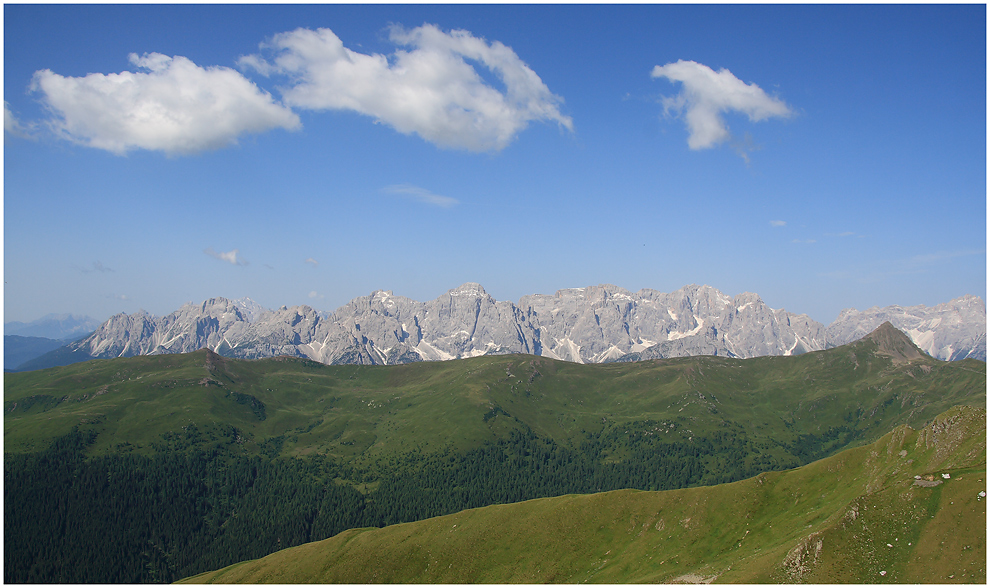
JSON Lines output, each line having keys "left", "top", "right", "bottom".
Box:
{"left": 880, "top": 570, "right": 887, "bottom": 576}
{"left": 942, "top": 473, "right": 951, "bottom": 479}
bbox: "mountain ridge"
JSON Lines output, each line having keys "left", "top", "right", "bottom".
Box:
{"left": 13, "top": 283, "right": 985, "bottom": 371}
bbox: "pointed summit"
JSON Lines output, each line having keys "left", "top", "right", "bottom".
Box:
{"left": 862, "top": 321, "right": 925, "bottom": 364}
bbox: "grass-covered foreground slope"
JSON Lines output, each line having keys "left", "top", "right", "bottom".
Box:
{"left": 183, "top": 405, "right": 987, "bottom": 584}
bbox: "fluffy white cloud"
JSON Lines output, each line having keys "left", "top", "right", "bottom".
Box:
{"left": 382, "top": 184, "right": 458, "bottom": 208}
{"left": 204, "top": 247, "right": 248, "bottom": 266}
{"left": 241, "top": 25, "right": 573, "bottom": 152}
{"left": 31, "top": 53, "right": 300, "bottom": 155}
{"left": 305, "top": 257, "right": 319, "bottom": 266}
{"left": 651, "top": 60, "right": 792, "bottom": 150}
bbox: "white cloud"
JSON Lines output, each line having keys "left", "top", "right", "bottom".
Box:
{"left": 382, "top": 184, "right": 459, "bottom": 208}
{"left": 308, "top": 290, "right": 324, "bottom": 300}
{"left": 30, "top": 53, "right": 300, "bottom": 155}
{"left": 305, "top": 257, "right": 319, "bottom": 267}
{"left": 4, "top": 102, "right": 35, "bottom": 139}
{"left": 240, "top": 25, "right": 573, "bottom": 152}
{"left": 204, "top": 247, "right": 248, "bottom": 266}
{"left": 770, "top": 220, "right": 787, "bottom": 227}
{"left": 791, "top": 239, "right": 817, "bottom": 244}
{"left": 651, "top": 60, "right": 792, "bottom": 150}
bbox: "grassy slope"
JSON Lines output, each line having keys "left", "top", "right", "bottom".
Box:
{"left": 181, "top": 405, "right": 986, "bottom": 584}
{"left": 5, "top": 335, "right": 985, "bottom": 469}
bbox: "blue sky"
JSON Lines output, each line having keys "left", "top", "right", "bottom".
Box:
{"left": 4, "top": 4, "right": 986, "bottom": 325}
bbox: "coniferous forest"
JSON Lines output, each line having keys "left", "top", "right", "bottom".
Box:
{"left": 5, "top": 421, "right": 799, "bottom": 583}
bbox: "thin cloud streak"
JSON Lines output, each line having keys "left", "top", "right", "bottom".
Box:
{"left": 382, "top": 184, "right": 459, "bottom": 208}
{"left": 822, "top": 249, "right": 986, "bottom": 284}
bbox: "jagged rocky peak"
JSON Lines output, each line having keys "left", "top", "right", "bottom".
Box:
{"left": 863, "top": 321, "right": 925, "bottom": 363}
{"left": 585, "top": 284, "right": 635, "bottom": 307}
{"left": 193, "top": 297, "right": 246, "bottom": 320}
{"left": 447, "top": 282, "right": 489, "bottom": 298}
{"left": 230, "top": 297, "right": 269, "bottom": 322}
{"left": 732, "top": 291, "right": 764, "bottom": 308}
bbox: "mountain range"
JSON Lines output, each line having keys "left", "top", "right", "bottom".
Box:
{"left": 12, "top": 283, "right": 986, "bottom": 371}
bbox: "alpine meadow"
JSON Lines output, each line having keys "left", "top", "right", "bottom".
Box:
{"left": 3, "top": 4, "right": 986, "bottom": 584}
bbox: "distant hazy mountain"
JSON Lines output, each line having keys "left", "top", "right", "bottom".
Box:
{"left": 4, "top": 313, "right": 100, "bottom": 340}
{"left": 14, "top": 285, "right": 986, "bottom": 371}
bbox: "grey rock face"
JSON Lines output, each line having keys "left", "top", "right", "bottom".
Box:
{"left": 609, "top": 326, "right": 737, "bottom": 363}
{"left": 51, "top": 284, "right": 985, "bottom": 368}
{"left": 825, "top": 295, "right": 986, "bottom": 361}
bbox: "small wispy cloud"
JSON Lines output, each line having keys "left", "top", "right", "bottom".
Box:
{"left": 651, "top": 60, "right": 792, "bottom": 152}
{"left": 770, "top": 220, "right": 787, "bottom": 227}
{"left": 305, "top": 257, "right": 319, "bottom": 267}
{"left": 204, "top": 247, "right": 248, "bottom": 266}
{"left": 382, "top": 184, "right": 459, "bottom": 208}
{"left": 79, "top": 260, "right": 114, "bottom": 273}
{"left": 107, "top": 293, "right": 129, "bottom": 301}
{"left": 4, "top": 102, "right": 36, "bottom": 140}
{"left": 308, "top": 290, "right": 324, "bottom": 300}
{"left": 791, "top": 238, "right": 816, "bottom": 244}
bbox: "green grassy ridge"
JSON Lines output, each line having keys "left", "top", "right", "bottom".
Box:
{"left": 5, "top": 335, "right": 985, "bottom": 466}
{"left": 180, "top": 405, "right": 987, "bottom": 584}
